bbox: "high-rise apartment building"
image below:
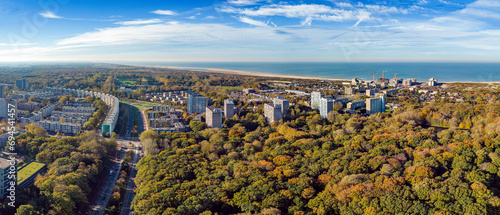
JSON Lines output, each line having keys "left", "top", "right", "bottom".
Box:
{"left": 16, "top": 79, "right": 29, "bottom": 90}
{"left": 187, "top": 93, "right": 208, "bottom": 114}
{"left": 206, "top": 107, "right": 222, "bottom": 128}
{"left": 310, "top": 91, "right": 324, "bottom": 110}
{"left": 273, "top": 98, "right": 289, "bottom": 117}
{"left": 224, "top": 99, "right": 234, "bottom": 119}
{"left": 366, "top": 96, "right": 385, "bottom": 114}
{"left": 264, "top": 103, "right": 282, "bottom": 123}
{"left": 319, "top": 97, "right": 333, "bottom": 118}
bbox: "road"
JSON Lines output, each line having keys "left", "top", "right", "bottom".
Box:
{"left": 120, "top": 104, "right": 144, "bottom": 215}
{"left": 89, "top": 146, "right": 126, "bottom": 215}
{"left": 88, "top": 101, "right": 145, "bottom": 215}
{"left": 120, "top": 145, "right": 141, "bottom": 215}
{"left": 126, "top": 105, "right": 134, "bottom": 139}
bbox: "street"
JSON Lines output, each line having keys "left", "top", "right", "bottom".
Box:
{"left": 88, "top": 101, "right": 145, "bottom": 215}
{"left": 120, "top": 145, "right": 141, "bottom": 215}
{"left": 89, "top": 145, "right": 126, "bottom": 215}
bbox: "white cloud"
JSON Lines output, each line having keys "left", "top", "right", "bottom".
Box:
{"left": 40, "top": 11, "right": 62, "bottom": 19}
{"left": 301, "top": 16, "right": 313, "bottom": 25}
{"left": 56, "top": 22, "right": 287, "bottom": 47}
{"left": 439, "top": 0, "right": 461, "bottom": 6}
{"left": 471, "top": 0, "right": 500, "bottom": 8}
{"left": 227, "top": 0, "right": 264, "bottom": 6}
{"left": 0, "top": 43, "right": 34, "bottom": 46}
{"left": 237, "top": 16, "right": 268, "bottom": 27}
{"left": 150, "top": 10, "right": 177, "bottom": 15}
{"left": 219, "top": 3, "right": 415, "bottom": 25}
{"left": 335, "top": 2, "right": 353, "bottom": 8}
{"left": 204, "top": 15, "right": 217, "bottom": 19}
{"left": 186, "top": 16, "right": 197, "bottom": 20}
{"left": 115, "top": 19, "right": 162, "bottom": 25}
{"left": 417, "top": 0, "right": 428, "bottom": 5}
{"left": 238, "top": 4, "right": 335, "bottom": 17}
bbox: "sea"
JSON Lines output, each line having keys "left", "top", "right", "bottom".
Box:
{"left": 125, "top": 62, "right": 500, "bottom": 83}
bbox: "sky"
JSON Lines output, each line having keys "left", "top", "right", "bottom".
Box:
{"left": 0, "top": 0, "right": 499, "bottom": 62}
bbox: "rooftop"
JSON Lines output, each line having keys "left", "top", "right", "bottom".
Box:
{"left": 17, "top": 161, "right": 46, "bottom": 185}
{"left": 0, "top": 157, "right": 11, "bottom": 169}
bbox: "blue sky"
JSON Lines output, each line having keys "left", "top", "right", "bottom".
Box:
{"left": 0, "top": 0, "right": 499, "bottom": 62}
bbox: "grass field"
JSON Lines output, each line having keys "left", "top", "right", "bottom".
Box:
{"left": 220, "top": 86, "right": 242, "bottom": 91}
{"left": 18, "top": 162, "right": 46, "bottom": 185}
{"left": 119, "top": 99, "right": 155, "bottom": 111}
{"left": 120, "top": 80, "right": 137, "bottom": 86}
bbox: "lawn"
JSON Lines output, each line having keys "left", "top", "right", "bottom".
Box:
{"left": 220, "top": 86, "right": 242, "bottom": 91}
{"left": 18, "top": 162, "right": 46, "bottom": 185}
{"left": 120, "top": 80, "right": 137, "bottom": 86}
{"left": 119, "top": 99, "right": 155, "bottom": 111}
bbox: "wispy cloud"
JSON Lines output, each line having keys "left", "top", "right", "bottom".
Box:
{"left": 0, "top": 43, "right": 35, "bottom": 46}
{"left": 115, "top": 19, "right": 162, "bottom": 25}
{"left": 227, "top": 0, "right": 265, "bottom": 6}
{"left": 335, "top": 2, "right": 353, "bottom": 8}
{"left": 40, "top": 11, "right": 62, "bottom": 19}
{"left": 237, "top": 16, "right": 268, "bottom": 27}
{"left": 438, "top": 0, "right": 461, "bottom": 6}
{"left": 150, "top": 10, "right": 177, "bottom": 15}
{"left": 56, "top": 22, "right": 287, "bottom": 47}
{"left": 219, "top": 3, "right": 415, "bottom": 25}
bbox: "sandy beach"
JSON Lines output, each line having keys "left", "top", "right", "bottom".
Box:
{"left": 140, "top": 65, "right": 349, "bottom": 82}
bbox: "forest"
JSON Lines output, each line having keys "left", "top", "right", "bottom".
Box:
{"left": 132, "top": 95, "right": 500, "bottom": 214}
{"left": 1, "top": 126, "right": 117, "bottom": 215}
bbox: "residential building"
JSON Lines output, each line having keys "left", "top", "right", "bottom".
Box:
{"left": 0, "top": 133, "right": 10, "bottom": 149}
{"left": 351, "top": 77, "right": 361, "bottom": 85}
{"left": 39, "top": 120, "right": 82, "bottom": 134}
{"left": 17, "top": 161, "right": 47, "bottom": 189}
{"left": 264, "top": 103, "right": 281, "bottom": 123}
{"left": 47, "top": 88, "right": 119, "bottom": 136}
{"left": 366, "top": 89, "right": 379, "bottom": 96}
{"left": 366, "top": 96, "right": 385, "bottom": 114}
{"left": 206, "top": 107, "right": 223, "bottom": 128}
{"left": 0, "top": 99, "right": 7, "bottom": 118}
{"left": 347, "top": 100, "right": 366, "bottom": 110}
{"left": 273, "top": 98, "right": 289, "bottom": 117}
{"left": 403, "top": 78, "right": 415, "bottom": 86}
{"left": 334, "top": 97, "right": 349, "bottom": 107}
{"left": 62, "top": 106, "right": 95, "bottom": 113}
{"left": 153, "top": 105, "right": 170, "bottom": 112}
{"left": 0, "top": 86, "right": 3, "bottom": 99}
{"left": 224, "top": 99, "right": 234, "bottom": 119}
{"left": 242, "top": 88, "right": 255, "bottom": 94}
{"left": 376, "top": 78, "right": 389, "bottom": 84}
{"left": 310, "top": 91, "right": 324, "bottom": 110}
{"left": 344, "top": 87, "right": 357, "bottom": 95}
{"left": 429, "top": 78, "right": 438, "bottom": 86}
{"left": 187, "top": 93, "right": 208, "bottom": 114}
{"left": 0, "top": 157, "right": 13, "bottom": 199}
{"left": 319, "top": 97, "right": 334, "bottom": 119}
{"left": 16, "top": 79, "right": 29, "bottom": 90}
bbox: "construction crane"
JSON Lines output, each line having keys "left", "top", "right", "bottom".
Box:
{"left": 371, "top": 72, "right": 380, "bottom": 82}
{"left": 394, "top": 73, "right": 398, "bottom": 79}
{"left": 381, "top": 70, "right": 387, "bottom": 79}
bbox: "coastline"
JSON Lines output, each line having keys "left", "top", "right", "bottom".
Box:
{"left": 138, "top": 65, "right": 349, "bottom": 81}
{"left": 127, "top": 64, "right": 500, "bottom": 84}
